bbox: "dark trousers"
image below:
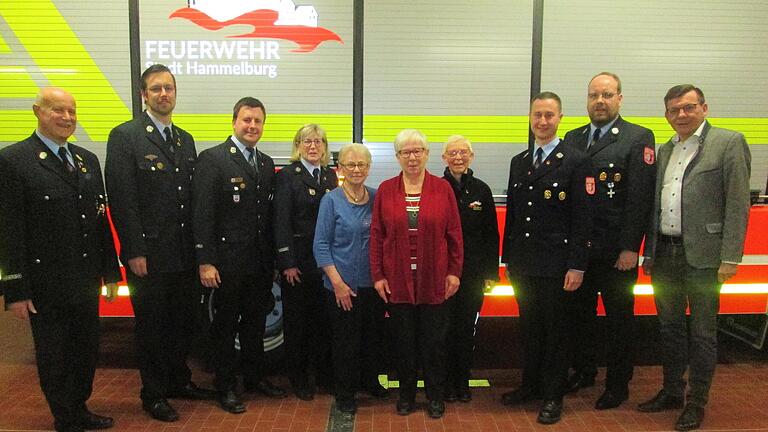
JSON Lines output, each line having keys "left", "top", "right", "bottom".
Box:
{"left": 568, "top": 254, "right": 636, "bottom": 392}
{"left": 513, "top": 274, "right": 569, "bottom": 401}
{"left": 652, "top": 241, "right": 720, "bottom": 406}
{"left": 281, "top": 270, "right": 333, "bottom": 390}
{"left": 388, "top": 302, "right": 449, "bottom": 403}
{"left": 128, "top": 270, "right": 197, "bottom": 402}
{"left": 445, "top": 277, "right": 485, "bottom": 391}
{"left": 29, "top": 287, "right": 100, "bottom": 429}
{"left": 210, "top": 270, "right": 273, "bottom": 391}
{"left": 325, "top": 288, "right": 386, "bottom": 401}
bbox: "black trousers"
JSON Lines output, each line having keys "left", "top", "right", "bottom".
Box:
{"left": 445, "top": 277, "right": 485, "bottom": 392}
{"left": 568, "top": 254, "right": 636, "bottom": 392}
{"left": 29, "top": 285, "right": 100, "bottom": 429}
{"left": 325, "top": 288, "right": 386, "bottom": 401}
{"left": 513, "top": 274, "right": 569, "bottom": 401}
{"left": 281, "top": 270, "right": 333, "bottom": 390}
{"left": 127, "top": 269, "right": 197, "bottom": 402}
{"left": 388, "top": 302, "right": 449, "bottom": 403}
{"left": 210, "top": 270, "right": 273, "bottom": 391}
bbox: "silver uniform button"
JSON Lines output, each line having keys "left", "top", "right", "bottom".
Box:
{"left": 35, "top": 259, "right": 41, "bottom": 264}
{"left": 525, "top": 233, "right": 530, "bottom": 237}
{"left": 529, "top": 186, "right": 533, "bottom": 190}
{"left": 527, "top": 202, "right": 532, "bottom": 206}
{"left": 178, "top": 186, "right": 182, "bottom": 191}
{"left": 175, "top": 168, "right": 180, "bottom": 172}
{"left": 180, "top": 204, "right": 184, "bottom": 209}
{"left": 81, "top": 214, "right": 86, "bottom": 219}
{"left": 82, "top": 253, "right": 88, "bottom": 258}
{"left": 78, "top": 195, "right": 82, "bottom": 199}
{"left": 526, "top": 217, "right": 531, "bottom": 221}
{"left": 180, "top": 223, "right": 185, "bottom": 227}
{"left": 221, "top": 237, "right": 226, "bottom": 241}
{"left": 44, "top": 195, "right": 50, "bottom": 200}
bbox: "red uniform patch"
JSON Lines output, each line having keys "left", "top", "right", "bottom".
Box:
{"left": 585, "top": 177, "right": 595, "bottom": 195}
{"left": 644, "top": 147, "right": 655, "bottom": 165}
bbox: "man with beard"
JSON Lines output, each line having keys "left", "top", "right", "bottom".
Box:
{"left": 106, "top": 64, "right": 214, "bottom": 422}
{"left": 562, "top": 72, "right": 656, "bottom": 409}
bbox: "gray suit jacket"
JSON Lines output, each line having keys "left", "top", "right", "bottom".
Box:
{"left": 645, "top": 121, "right": 751, "bottom": 269}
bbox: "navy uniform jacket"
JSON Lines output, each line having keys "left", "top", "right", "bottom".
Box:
{"left": 563, "top": 116, "right": 656, "bottom": 257}
{"left": 0, "top": 133, "right": 121, "bottom": 306}
{"left": 273, "top": 161, "right": 337, "bottom": 273}
{"left": 502, "top": 141, "right": 593, "bottom": 277}
{"left": 192, "top": 138, "right": 276, "bottom": 275}
{"left": 442, "top": 167, "right": 499, "bottom": 282}
{"left": 105, "top": 112, "right": 197, "bottom": 273}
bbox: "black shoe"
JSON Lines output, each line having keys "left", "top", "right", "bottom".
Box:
{"left": 54, "top": 423, "right": 84, "bottom": 432}
{"left": 218, "top": 390, "right": 247, "bottom": 414}
{"left": 246, "top": 379, "right": 287, "bottom": 399}
{"left": 637, "top": 389, "right": 685, "bottom": 413}
{"left": 444, "top": 387, "right": 458, "bottom": 403}
{"left": 336, "top": 398, "right": 357, "bottom": 414}
{"left": 427, "top": 400, "right": 445, "bottom": 419}
{"left": 457, "top": 389, "right": 472, "bottom": 403}
{"left": 595, "top": 389, "right": 629, "bottom": 410}
{"left": 675, "top": 404, "right": 705, "bottom": 431}
{"left": 501, "top": 387, "right": 539, "bottom": 406}
{"left": 142, "top": 399, "right": 179, "bottom": 422}
{"left": 294, "top": 387, "right": 315, "bottom": 401}
{"left": 396, "top": 399, "right": 414, "bottom": 416}
{"left": 168, "top": 382, "right": 217, "bottom": 400}
{"left": 365, "top": 384, "right": 390, "bottom": 400}
{"left": 564, "top": 371, "right": 595, "bottom": 394}
{"left": 537, "top": 399, "right": 563, "bottom": 425}
{"left": 77, "top": 409, "right": 114, "bottom": 430}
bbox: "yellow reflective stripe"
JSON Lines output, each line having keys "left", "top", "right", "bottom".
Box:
{"left": 0, "top": 67, "right": 39, "bottom": 98}
{"left": 173, "top": 114, "right": 353, "bottom": 143}
{"left": 364, "top": 115, "right": 530, "bottom": 143}
{"left": 487, "top": 283, "right": 768, "bottom": 296}
{"left": 0, "top": 34, "right": 10, "bottom": 53}
{"left": 0, "top": 0, "right": 130, "bottom": 142}
{"left": 0, "top": 110, "right": 38, "bottom": 142}
{"left": 364, "top": 115, "right": 768, "bottom": 144}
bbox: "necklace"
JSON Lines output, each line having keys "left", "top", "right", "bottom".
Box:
{"left": 342, "top": 184, "right": 367, "bottom": 203}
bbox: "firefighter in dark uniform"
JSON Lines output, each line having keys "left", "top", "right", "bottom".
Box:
{"left": 274, "top": 124, "right": 338, "bottom": 400}
{"left": 105, "top": 65, "right": 214, "bottom": 423}
{"left": 0, "top": 88, "right": 120, "bottom": 432}
{"left": 193, "top": 97, "right": 285, "bottom": 414}
{"left": 500, "top": 92, "right": 593, "bottom": 425}
{"left": 562, "top": 72, "right": 656, "bottom": 410}
{"left": 440, "top": 135, "right": 499, "bottom": 403}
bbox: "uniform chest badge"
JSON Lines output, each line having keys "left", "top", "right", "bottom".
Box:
{"left": 233, "top": 194, "right": 240, "bottom": 203}
{"left": 613, "top": 173, "right": 621, "bottom": 182}
{"left": 96, "top": 203, "right": 106, "bottom": 216}
{"left": 585, "top": 177, "right": 595, "bottom": 195}
{"left": 230, "top": 147, "right": 237, "bottom": 154}
{"left": 295, "top": 167, "right": 302, "bottom": 173}
{"left": 231, "top": 177, "right": 243, "bottom": 183}
{"left": 644, "top": 147, "right": 655, "bottom": 165}
{"left": 156, "top": 162, "right": 164, "bottom": 170}
{"left": 145, "top": 154, "right": 158, "bottom": 161}
{"left": 599, "top": 171, "right": 607, "bottom": 181}
{"left": 612, "top": 127, "right": 619, "bottom": 135}
{"left": 39, "top": 151, "right": 47, "bottom": 160}
{"left": 75, "top": 154, "right": 83, "bottom": 161}
{"left": 544, "top": 190, "right": 552, "bottom": 199}
{"left": 308, "top": 188, "right": 316, "bottom": 196}
{"left": 555, "top": 152, "right": 563, "bottom": 159}
{"left": 146, "top": 125, "right": 154, "bottom": 133}
{"left": 468, "top": 200, "right": 483, "bottom": 210}
{"left": 558, "top": 191, "right": 567, "bottom": 201}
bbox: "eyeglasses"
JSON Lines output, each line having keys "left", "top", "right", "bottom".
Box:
{"left": 666, "top": 103, "right": 700, "bottom": 117}
{"left": 341, "top": 162, "right": 370, "bottom": 170}
{"left": 588, "top": 92, "right": 617, "bottom": 101}
{"left": 302, "top": 138, "right": 324, "bottom": 147}
{"left": 445, "top": 149, "right": 471, "bottom": 158}
{"left": 397, "top": 148, "right": 426, "bottom": 158}
{"left": 147, "top": 84, "right": 175, "bottom": 93}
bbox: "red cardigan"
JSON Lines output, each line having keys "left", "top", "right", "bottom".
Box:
{"left": 370, "top": 171, "right": 463, "bottom": 304}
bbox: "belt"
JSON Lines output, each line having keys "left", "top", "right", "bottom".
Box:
{"left": 659, "top": 234, "right": 683, "bottom": 246}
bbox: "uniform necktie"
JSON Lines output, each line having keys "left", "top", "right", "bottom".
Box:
{"left": 246, "top": 147, "right": 259, "bottom": 175}
{"left": 588, "top": 128, "right": 601, "bottom": 150}
{"left": 164, "top": 126, "right": 175, "bottom": 154}
{"left": 313, "top": 168, "right": 320, "bottom": 185}
{"left": 58, "top": 146, "right": 76, "bottom": 175}
{"left": 533, "top": 147, "right": 544, "bottom": 169}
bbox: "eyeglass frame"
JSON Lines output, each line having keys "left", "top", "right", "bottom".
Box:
{"left": 397, "top": 148, "right": 427, "bottom": 158}
{"left": 340, "top": 161, "right": 370, "bottom": 170}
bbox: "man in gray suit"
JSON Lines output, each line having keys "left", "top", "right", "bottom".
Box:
{"left": 638, "top": 85, "right": 751, "bottom": 431}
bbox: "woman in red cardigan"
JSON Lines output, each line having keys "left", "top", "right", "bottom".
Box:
{"left": 370, "top": 129, "right": 463, "bottom": 419}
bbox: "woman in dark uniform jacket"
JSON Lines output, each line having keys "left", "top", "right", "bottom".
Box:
{"left": 274, "top": 124, "right": 338, "bottom": 400}
{"left": 440, "top": 135, "right": 499, "bottom": 402}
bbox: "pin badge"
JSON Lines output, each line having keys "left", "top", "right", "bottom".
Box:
{"left": 613, "top": 173, "right": 621, "bottom": 182}
{"left": 609, "top": 163, "right": 614, "bottom": 168}
{"left": 325, "top": 188, "right": 330, "bottom": 193}
{"left": 295, "top": 167, "right": 302, "bottom": 173}
{"left": 146, "top": 125, "right": 154, "bottom": 133}
{"left": 230, "top": 147, "right": 237, "bottom": 154}
{"left": 75, "top": 154, "right": 83, "bottom": 161}
{"left": 156, "top": 162, "right": 164, "bottom": 170}
{"left": 233, "top": 194, "right": 240, "bottom": 203}
{"left": 309, "top": 189, "right": 316, "bottom": 196}
{"left": 544, "top": 190, "right": 552, "bottom": 199}
{"left": 556, "top": 152, "right": 563, "bottom": 159}
{"left": 599, "top": 171, "right": 607, "bottom": 181}
{"left": 612, "top": 127, "right": 619, "bottom": 135}
{"left": 39, "top": 152, "right": 47, "bottom": 160}
{"left": 231, "top": 177, "right": 243, "bottom": 183}
{"left": 545, "top": 160, "right": 551, "bottom": 165}
{"left": 145, "top": 154, "right": 158, "bottom": 161}
{"left": 81, "top": 167, "right": 87, "bottom": 173}
{"left": 240, "top": 183, "right": 246, "bottom": 189}
{"left": 558, "top": 191, "right": 566, "bottom": 201}
{"left": 553, "top": 182, "right": 558, "bottom": 187}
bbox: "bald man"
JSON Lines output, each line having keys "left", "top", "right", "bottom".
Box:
{"left": 0, "top": 88, "right": 121, "bottom": 432}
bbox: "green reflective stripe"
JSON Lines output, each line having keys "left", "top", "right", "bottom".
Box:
{"left": 0, "top": 0, "right": 130, "bottom": 142}
{"left": 0, "top": 67, "right": 38, "bottom": 98}
{"left": 174, "top": 114, "right": 353, "bottom": 142}
{"left": 0, "top": 110, "right": 37, "bottom": 142}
